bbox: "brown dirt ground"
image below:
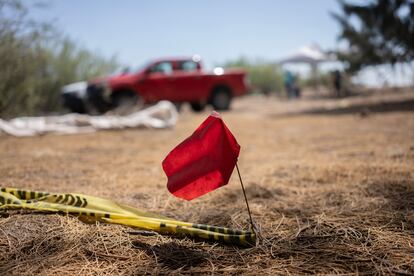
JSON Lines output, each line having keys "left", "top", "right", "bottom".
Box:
{"left": 1, "top": 89, "right": 414, "bottom": 275}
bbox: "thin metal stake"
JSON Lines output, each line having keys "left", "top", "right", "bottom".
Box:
{"left": 235, "top": 162, "right": 255, "bottom": 233}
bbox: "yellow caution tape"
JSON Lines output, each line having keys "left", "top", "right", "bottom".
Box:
{"left": 0, "top": 187, "right": 255, "bottom": 246}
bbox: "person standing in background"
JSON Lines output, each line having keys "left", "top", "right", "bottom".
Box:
{"left": 284, "top": 70, "right": 295, "bottom": 99}
{"left": 332, "top": 70, "right": 342, "bottom": 97}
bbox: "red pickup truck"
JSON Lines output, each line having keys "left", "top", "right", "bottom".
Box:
{"left": 62, "top": 56, "right": 248, "bottom": 113}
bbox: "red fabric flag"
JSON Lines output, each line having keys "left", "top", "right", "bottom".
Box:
{"left": 162, "top": 112, "right": 240, "bottom": 200}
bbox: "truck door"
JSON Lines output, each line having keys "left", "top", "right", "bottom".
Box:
{"left": 138, "top": 61, "right": 174, "bottom": 102}
{"left": 169, "top": 60, "right": 204, "bottom": 102}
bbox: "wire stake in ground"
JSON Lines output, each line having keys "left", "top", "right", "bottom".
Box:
{"left": 235, "top": 162, "right": 258, "bottom": 242}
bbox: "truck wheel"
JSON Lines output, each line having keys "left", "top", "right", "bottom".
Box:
{"left": 62, "top": 93, "right": 86, "bottom": 113}
{"left": 173, "top": 102, "right": 183, "bottom": 112}
{"left": 87, "top": 85, "right": 110, "bottom": 114}
{"left": 190, "top": 102, "right": 206, "bottom": 112}
{"left": 111, "top": 91, "right": 140, "bottom": 114}
{"left": 211, "top": 88, "right": 231, "bottom": 110}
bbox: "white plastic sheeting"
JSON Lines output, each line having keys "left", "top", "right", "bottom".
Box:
{"left": 0, "top": 101, "right": 178, "bottom": 137}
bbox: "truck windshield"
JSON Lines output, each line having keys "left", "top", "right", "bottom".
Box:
{"left": 132, "top": 62, "right": 151, "bottom": 73}
{"left": 109, "top": 62, "right": 150, "bottom": 76}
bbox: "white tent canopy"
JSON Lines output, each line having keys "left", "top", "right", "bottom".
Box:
{"left": 278, "top": 43, "right": 335, "bottom": 66}
{"left": 278, "top": 44, "right": 338, "bottom": 92}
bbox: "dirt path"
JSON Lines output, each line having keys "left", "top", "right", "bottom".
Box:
{"left": 1, "top": 91, "right": 414, "bottom": 275}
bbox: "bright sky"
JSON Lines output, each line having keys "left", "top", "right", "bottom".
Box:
{"left": 30, "top": 0, "right": 342, "bottom": 68}
{"left": 30, "top": 0, "right": 413, "bottom": 86}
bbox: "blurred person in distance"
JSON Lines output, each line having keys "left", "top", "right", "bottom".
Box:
{"left": 284, "top": 70, "right": 295, "bottom": 99}
{"left": 331, "top": 70, "right": 342, "bottom": 97}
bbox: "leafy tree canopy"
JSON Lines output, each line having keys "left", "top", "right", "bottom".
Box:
{"left": 332, "top": 0, "right": 414, "bottom": 72}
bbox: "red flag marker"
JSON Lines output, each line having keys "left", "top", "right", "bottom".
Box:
{"left": 162, "top": 112, "right": 240, "bottom": 200}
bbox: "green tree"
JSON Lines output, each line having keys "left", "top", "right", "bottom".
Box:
{"left": 0, "top": 0, "right": 119, "bottom": 117}
{"left": 332, "top": 0, "right": 414, "bottom": 73}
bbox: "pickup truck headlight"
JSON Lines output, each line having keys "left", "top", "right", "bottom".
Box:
{"left": 213, "top": 67, "right": 224, "bottom": 75}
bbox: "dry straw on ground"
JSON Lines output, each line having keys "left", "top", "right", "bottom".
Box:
{"left": 1, "top": 90, "right": 414, "bottom": 275}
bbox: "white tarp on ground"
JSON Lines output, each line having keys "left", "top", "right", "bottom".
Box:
{"left": 0, "top": 101, "right": 178, "bottom": 137}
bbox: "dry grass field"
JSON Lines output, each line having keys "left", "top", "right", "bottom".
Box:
{"left": 1, "top": 89, "right": 414, "bottom": 275}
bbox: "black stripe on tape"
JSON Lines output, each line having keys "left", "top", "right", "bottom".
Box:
{"left": 216, "top": 227, "right": 226, "bottom": 234}
{"left": 229, "top": 234, "right": 241, "bottom": 245}
{"left": 208, "top": 225, "right": 217, "bottom": 233}
{"left": 233, "top": 229, "right": 243, "bottom": 235}
{"left": 17, "top": 190, "right": 26, "bottom": 200}
{"left": 61, "top": 194, "right": 69, "bottom": 204}
{"left": 218, "top": 234, "right": 225, "bottom": 242}
{"left": 67, "top": 194, "right": 75, "bottom": 206}
{"left": 55, "top": 195, "right": 63, "bottom": 203}
{"left": 193, "top": 224, "right": 208, "bottom": 231}
{"left": 74, "top": 196, "right": 83, "bottom": 207}
{"left": 81, "top": 198, "right": 88, "bottom": 208}
{"left": 245, "top": 233, "right": 255, "bottom": 244}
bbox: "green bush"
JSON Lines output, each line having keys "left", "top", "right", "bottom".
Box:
{"left": 221, "top": 57, "right": 284, "bottom": 95}
{"left": 0, "top": 0, "right": 119, "bottom": 118}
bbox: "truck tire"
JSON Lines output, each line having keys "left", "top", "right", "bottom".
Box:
{"left": 87, "top": 84, "right": 110, "bottom": 114}
{"left": 111, "top": 90, "right": 140, "bottom": 113}
{"left": 210, "top": 88, "right": 231, "bottom": 111}
{"left": 62, "top": 93, "right": 86, "bottom": 113}
{"left": 173, "top": 102, "right": 183, "bottom": 112}
{"left": 190, "top": 102, "right": 206, "bottom": 112}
